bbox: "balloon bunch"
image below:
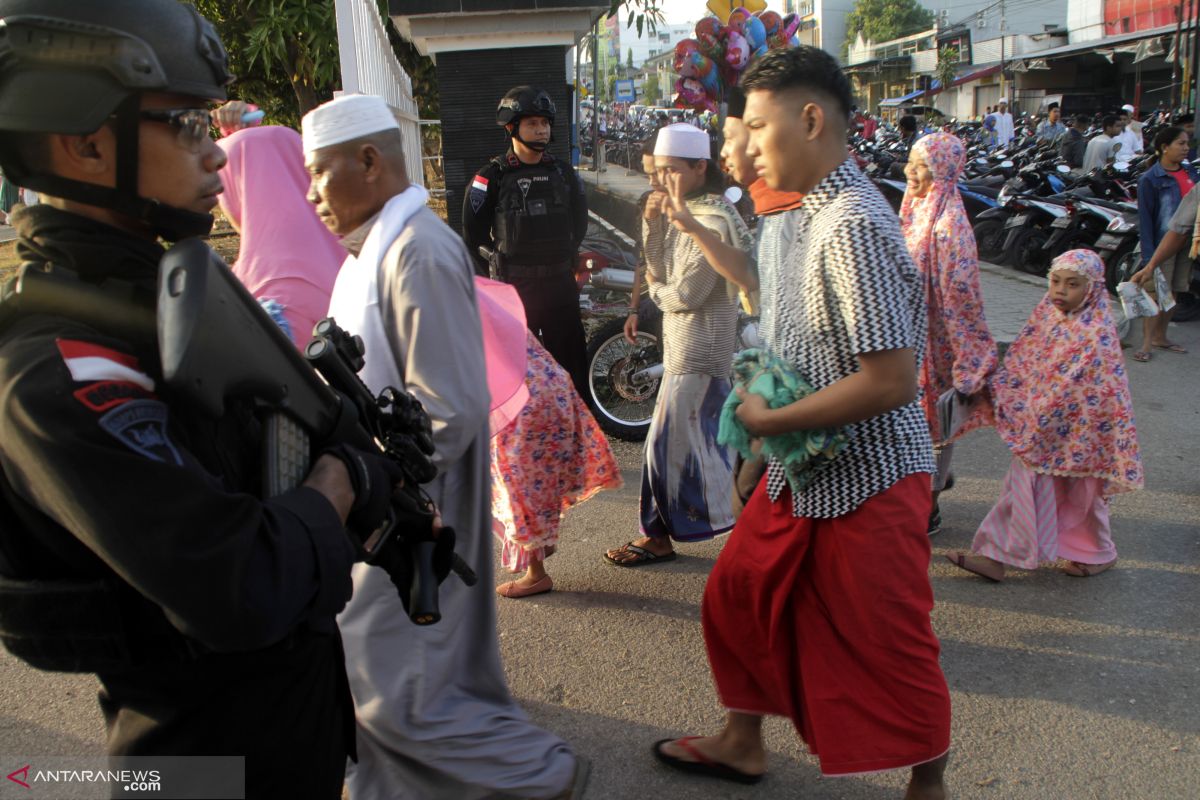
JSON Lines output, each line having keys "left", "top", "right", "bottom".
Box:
{"left": 673, "top": 5, "right": 802, "bottom": 114}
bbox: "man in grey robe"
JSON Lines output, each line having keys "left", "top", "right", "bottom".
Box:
{"left": 300, "top": 94, "right": 583, "bottom": 800}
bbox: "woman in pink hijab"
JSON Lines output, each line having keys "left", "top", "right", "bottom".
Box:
{"left": 900, "top": 131, "right": 998, "bottom": 534}
{"left": 217, "top": 122, "right": 618, "bottom": 599}
{"left": 217, "top": 125, "right": 345, "bottom": 348}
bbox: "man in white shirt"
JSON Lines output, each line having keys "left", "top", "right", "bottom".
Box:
{"left": 1113, "top": 104, "right": 1143, "bottom": 162}
{"left": 1082, "top": 114, "right": 1122, "bottom": 173}
{"left": 994, "top": 97, "right": 1015, "bottom": 145}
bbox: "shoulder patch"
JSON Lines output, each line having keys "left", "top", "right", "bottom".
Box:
{"left": 469, "top": 175, "right": 489, "bottom": 213}
{"left": 99, "top": 399, "right": 183, "bottom": 466}
{"left": 56, "top": 339, "right": 155, "bottom": 392}
{"left": 73, "top": 380, "right": 151, "bottom": 413}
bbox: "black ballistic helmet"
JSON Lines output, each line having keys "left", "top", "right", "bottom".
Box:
{"left": 496, "top": 86, "right": 556, "bottom": 127}
{"left": 0, "top": 0, "right": 233, "bottom": 240}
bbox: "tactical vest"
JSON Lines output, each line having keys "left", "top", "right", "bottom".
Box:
{"left": 492, "top": 158, "right": 576, "bottom": 267}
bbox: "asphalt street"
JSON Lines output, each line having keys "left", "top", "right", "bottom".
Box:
{"left": 1, "top": 257, "right": 1198, "bottom": 799}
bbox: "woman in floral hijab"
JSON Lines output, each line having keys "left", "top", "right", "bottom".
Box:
{"left": 947, "top": 250, "right": 1144, "bottom": 582}
{"left": 900, "top": 131, "right": 998, "bottom": 533}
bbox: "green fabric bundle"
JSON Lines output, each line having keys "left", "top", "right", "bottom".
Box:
{"left": 717, "top": 349, "right": 848, "bottom": 495}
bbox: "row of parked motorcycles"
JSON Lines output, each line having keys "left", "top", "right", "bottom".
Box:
{"left": 855, "top": 123, "right": 1200, "bottom": 323}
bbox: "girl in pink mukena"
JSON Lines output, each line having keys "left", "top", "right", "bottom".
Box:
{"left": 899, "top": 132, "right": 998, "bottom": 534}
{"left": 947, "top": 250, "right": 1144, "bottom": 581}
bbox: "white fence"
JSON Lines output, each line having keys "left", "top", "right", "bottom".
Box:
{"left": 333, "top": 0, "right": 424, "bottom": 188}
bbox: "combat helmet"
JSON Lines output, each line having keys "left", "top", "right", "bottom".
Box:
{"left": 0, "top": 0, "right": 232, "bottom": 239}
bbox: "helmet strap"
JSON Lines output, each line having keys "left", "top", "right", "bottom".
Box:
{"left": 10, "top": 95, "right": 214, "bottom": 242}
{"left": 509, "top": 123, "right": 551, "bottom": 153}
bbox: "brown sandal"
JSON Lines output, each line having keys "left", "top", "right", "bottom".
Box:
{"left": 1060, "top": 558, "right": 1117, "bottom": 577}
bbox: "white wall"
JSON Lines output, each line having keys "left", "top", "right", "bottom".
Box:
{"left": 1066, "top": 0, "right": 1105, "bottom": 42}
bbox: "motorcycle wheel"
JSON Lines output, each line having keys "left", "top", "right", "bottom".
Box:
{"left": 585, "top": 316, "right": 662, "bottom": 442}
{"left": 1104, "top": 241, "right": 1140, "bottom": 294}
{"left": 1013, "top": 227, "right": 1051, "bottom": 276}
{"left": 973, "top": 218, "right": 1008, "bottom": 264}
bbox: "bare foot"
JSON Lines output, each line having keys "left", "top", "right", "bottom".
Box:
{"left": 605, "top": 536, "right": 674, "bottom": 565}
{"left": 905, "top": 753, "right": 948, "bottom": 800}
{"left": 657, "top": 733, "right": 767, "bottom": 777}
{"left": 945, "top": 551, "right": 1005, "bottom": 582}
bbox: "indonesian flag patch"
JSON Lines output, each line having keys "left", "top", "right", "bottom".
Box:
{"left": 57, "top": 338, "right": 156, "bottom": 391}
{"left": 56, "top": 339, "right": 155, "bottom": 391}
{"left": 469, "top": 174, "right": 489, "bottom": 213}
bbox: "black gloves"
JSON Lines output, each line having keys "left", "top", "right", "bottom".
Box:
{"left": 321, "top": 443, "right": 406, "bottom": 538}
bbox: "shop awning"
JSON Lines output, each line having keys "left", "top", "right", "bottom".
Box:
{"left": 879, "top": 88, "right": 925, "bottom": 106}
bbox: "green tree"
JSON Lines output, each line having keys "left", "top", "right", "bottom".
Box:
{"left": 627, "top": 48, "right": 634, "bottom": 71}
{"left": 189, "top": 0, "right": 438, "bottom": 125}
{"left": 643, "top": 74, "right": 660, "bottom": 104}
{"left": 842, "top": 0, "right": 935, "bottom": 58}
{"left": 935, "top": 45, "right": 959, "bottom": 94}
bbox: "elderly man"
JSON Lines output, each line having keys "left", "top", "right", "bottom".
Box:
{"left": 301, "top": 94, "right": 585, "bottom": 800}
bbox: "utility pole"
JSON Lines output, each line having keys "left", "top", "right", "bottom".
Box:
{"left": 1190, "top": 0, "right": 1199, "bottom": 113}
{"left": 999, "top": 0, "right": 1007, "bottom": 102}
{"left": 592, "top": 24, "right": 600, "bottom": 170}
{"left": 1171, "top": 0, "right": 1184, "bottom": 110}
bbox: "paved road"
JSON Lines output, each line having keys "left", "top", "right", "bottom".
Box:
{"left": 2, "top": 211, "right": 1198, "bottom": 798}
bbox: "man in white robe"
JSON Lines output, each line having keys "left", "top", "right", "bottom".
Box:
{"left": 301, "top": 94, "right": 584, "bottom": 800}
{"left": 994, "top": 98, "right": 1015, "bottom": 146}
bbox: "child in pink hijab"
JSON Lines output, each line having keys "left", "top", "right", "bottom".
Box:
{"left": 217, "top": 125, "right": 345, "bottom": 348}
{"left": 947, "top": 250, "right": 1143, "bottom": 581}
{"left": 900, "top": 131, "right": 998, "bottom": 534}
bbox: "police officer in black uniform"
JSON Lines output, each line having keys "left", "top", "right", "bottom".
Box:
{"left": 462, "top": 86, "right": 590, "bottom": 395}
{"left": 0, "top": 2, "right": 405, "bottom": 796}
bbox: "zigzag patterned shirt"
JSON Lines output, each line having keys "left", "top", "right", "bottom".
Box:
{"left": 764, "top": 158, "right": 936, "bottom": 518}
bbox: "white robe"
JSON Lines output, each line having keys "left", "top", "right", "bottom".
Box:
{"left": 995, "top": 111, "right": 1015, "bottom": 145}
{"left": 331, "top": 188, "right": 575, "bottom": 800}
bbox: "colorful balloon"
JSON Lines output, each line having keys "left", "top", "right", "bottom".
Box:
{"left": 674, "top": 77, "right": 717, "bottom": 113}
{"left": 673, "top": 38, "right": 701, "bottom": 75}
{"left": 724, "top": 29, "right": 750, "bottom": 72}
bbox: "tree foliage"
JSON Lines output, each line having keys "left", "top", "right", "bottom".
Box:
{"left": 188, "top": 0, "right": 437, "bottom": 125}
{"left": 642, "top": 73, "right": 660, "bottom": 105}
{"left": 935, "top": 45, "right": 959, "bottom": 93}
{"left": 842, "top": 0, "right": 935, "bottom": 57}
{"left": 618, "top": 0, "right": 665, "bottom": 38}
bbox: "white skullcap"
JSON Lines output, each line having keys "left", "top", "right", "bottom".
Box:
{"left": 654, "top": 123, "right": 711, "bottom": 160}
{"left": 1121, "top": 103, "right": 1135, "bottom": 113}
{"left": 997, "top": 97, "right": 1009, "bottom": 104}
{"left": 301, "top": 94, "right": 400, "bottom": 154}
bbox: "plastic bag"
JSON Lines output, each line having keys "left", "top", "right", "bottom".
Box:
{"left": 1116, "top": 281, "right": 1159, "bottom": 319}
{"left": 1154, "top": 267, "right": 1175, "bottom": 312}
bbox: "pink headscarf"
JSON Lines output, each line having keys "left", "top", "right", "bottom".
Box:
{"left": 899, "top": 132, "right": 998, "bottom": 442}
{"left": 992, "top": 250, "right": 1143, "bottom": 496}
{"left": 474, "top": 277, "right": 530, "bottom": 436}
{"left": 217, "top": 126, "right": 345, "bottom": 347}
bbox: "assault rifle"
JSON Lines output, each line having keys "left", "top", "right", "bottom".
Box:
{"left": 4, "top": 239, "right": 475, "bottom": 626}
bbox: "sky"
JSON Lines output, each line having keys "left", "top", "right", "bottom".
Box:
{"left": 657, "top": 0, "right": 705, "bottom": 25}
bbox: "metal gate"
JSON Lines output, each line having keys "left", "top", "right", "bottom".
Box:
{"left": 332, "top": 0, "right": 424, "bottom": 188}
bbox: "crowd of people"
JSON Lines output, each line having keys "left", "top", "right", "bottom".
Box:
{"left": 0, "top": 0, "right": 1180, "bottom": 798}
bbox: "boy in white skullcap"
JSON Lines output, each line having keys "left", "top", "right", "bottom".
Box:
{"left": 603, "top": 123, "right": 754, "bottom": 566}
{"left": 301, "top": 95, "right": 587, "bottom": 800}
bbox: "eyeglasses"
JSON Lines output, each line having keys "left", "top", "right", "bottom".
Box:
{"left": 139, "top": 108, "right": 214, "bottom": 150}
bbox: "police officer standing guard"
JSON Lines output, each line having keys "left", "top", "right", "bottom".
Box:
{"left": 462, "top": 86, "right": 590, "bottom": 395}
{"left": 0, "top": 1, "right": 407, "bottom": 796}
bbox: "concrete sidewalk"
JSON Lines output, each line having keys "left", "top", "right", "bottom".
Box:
{"left": 581, "top": 166, "right": 1051, "bottom": 345}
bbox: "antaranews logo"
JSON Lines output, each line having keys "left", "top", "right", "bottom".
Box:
{"left": 6, "top": 764, "right": 30, "bottom": 788}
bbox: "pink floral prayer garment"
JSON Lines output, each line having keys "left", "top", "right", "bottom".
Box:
{"left": 899, "top": 132, "right": 998, "bottom": 443}
{"left": 991, "top": 249, "right": 1144, "bottom": 496}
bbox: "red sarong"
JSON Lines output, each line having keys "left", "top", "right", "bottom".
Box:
{"left": 701, "top": 472, "right": 951, "bottom": 776}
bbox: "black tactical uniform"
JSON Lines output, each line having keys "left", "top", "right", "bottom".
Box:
{"left": 462, "top": 87, "right": 590, "bottom": 396}
{"left": 0, "top": 3, "right": 358, "bottom": 796}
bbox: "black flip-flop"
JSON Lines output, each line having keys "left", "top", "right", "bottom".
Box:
{"left": 652, "top": 737, "right": 764, "bottom": 785}
{"left": 603, "top": 542, "right": 677, "bottom": 568}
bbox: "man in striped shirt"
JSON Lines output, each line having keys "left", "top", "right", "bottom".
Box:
{"left": 653, "top": 47, "right": 951, "bottom": 799}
